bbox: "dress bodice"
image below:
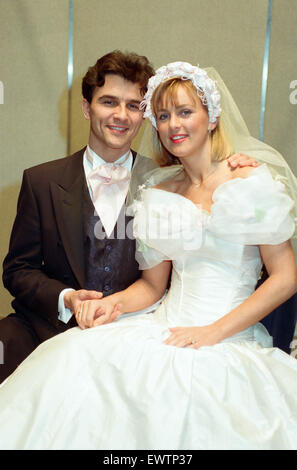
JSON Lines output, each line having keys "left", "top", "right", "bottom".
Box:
{"left": 132, "top": 165, "right": 295, "bottom": 334}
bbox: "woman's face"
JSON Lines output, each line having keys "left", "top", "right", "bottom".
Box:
{"left": 155, "top": 84, "right": 215, "bottom": 160}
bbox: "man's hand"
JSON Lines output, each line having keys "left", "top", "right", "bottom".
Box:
{"left": 64, "top": 289, "right": 103, "bottom": 329}
{"left": 227, "top": 153, "right": 258, "bottom": 169}
{"left": 75, "top": 298, "right": 122, "bottom": 329}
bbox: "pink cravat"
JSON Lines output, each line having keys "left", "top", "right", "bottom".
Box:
{"left": 86, "top": 152, "right": 131, "bottom": 237}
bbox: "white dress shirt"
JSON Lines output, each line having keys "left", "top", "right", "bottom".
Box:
{"left": 58, "top": 146, "right": 132, "bottom": 323}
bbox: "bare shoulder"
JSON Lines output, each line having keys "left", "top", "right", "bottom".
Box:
{"left": 153, "top": 171, "right": 185, "bottom": 193}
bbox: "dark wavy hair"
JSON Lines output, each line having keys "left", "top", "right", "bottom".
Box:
{"left": 82, "top": 50, "right": 155, "bottom": 103}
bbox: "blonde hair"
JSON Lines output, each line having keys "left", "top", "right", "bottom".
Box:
{"left": 150, "top": 78, "right": 233, "bottom": 167}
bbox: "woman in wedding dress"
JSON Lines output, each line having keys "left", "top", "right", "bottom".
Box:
{"left": 1, "top": 62, "right": 297, "bottom": 450}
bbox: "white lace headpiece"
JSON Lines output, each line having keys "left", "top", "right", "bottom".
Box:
{"left": 140, "top": 61, "right": 221, "bottom": 128}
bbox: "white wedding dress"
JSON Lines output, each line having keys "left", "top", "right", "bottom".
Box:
{"left": 0, "top": 165, "right": 297, "bottom": 450}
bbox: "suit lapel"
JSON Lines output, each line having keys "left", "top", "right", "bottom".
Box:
{"left": 50, "top": 149, "right": 86, "bottom": 287}
{"left": 49, "top": 148, "right": 155, "bottom": 287}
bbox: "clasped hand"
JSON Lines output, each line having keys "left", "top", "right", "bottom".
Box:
{"left": 68, "top": 290, "right": 222, "bottom": 348}
{"left": 64, "top": 289, "right": 121, "bottom": 329}
{"left": 66, "top": 291, "right": 222, "bottom": 349}
{"left": 75, "top": 297, "right": 122, "bottom": 329}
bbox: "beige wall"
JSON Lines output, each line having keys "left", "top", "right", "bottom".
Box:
{"left": 0, "top": 0, "right": 69, "bottom": 317}
{"left": 264, "top": 0, "right": 297, "bottom": 174}
{"left": 70, "top": 0, "right": 268, "bottom": 152}
{"left": 0, "top": 0, "right": 296, "bottom": 318}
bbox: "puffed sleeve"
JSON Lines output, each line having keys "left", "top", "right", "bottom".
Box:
{"left": 209, "top": 165, "right": 296, "bottom": 245}
{"left": 131, "top": 187, "right": 204, "bottom": 269}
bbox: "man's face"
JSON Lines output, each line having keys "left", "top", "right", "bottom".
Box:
{"left": 82, "top": 74, "right": 144, "bottom": 161}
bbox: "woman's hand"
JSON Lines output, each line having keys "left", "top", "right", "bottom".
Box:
{"left": 164, "top": 324, "right": 222, "bottom": 349}
{"left": 75, "top": 298, "right": 122, "bottom": 329}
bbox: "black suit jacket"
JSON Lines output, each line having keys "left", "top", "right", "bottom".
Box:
{"left": 3, "top": 147, "right": 156, "bottom": 341}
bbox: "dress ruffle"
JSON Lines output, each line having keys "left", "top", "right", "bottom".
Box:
{"left": 133, "top": 165, "right": 295, "bottom": 269}
{"left": 0, "top": 168, "right": 297, "bottom": 450}
{"left": 210, "top": 164, "right": 295, "bottom": 244}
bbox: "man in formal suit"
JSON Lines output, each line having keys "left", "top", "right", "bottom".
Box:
{"left": 0, "top": 50, "right": 158, "bottom": 382}
{"left": 0, "top": 50, "right": 262, "bottom": 383}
